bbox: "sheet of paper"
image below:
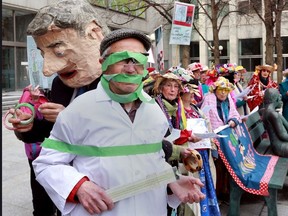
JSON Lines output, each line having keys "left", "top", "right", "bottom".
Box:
{"left": 164, "top": 128, "right": 181, "bottom": 143}
{"left": 193, "top": 132, "right": 227, "bottom": 139}
{"left": 213, "top": 124, "right": 230, "bottom": 134}
{"left": 235, "top": 85, "right": 253, "bottom": 99}
{"left": 240, "top": 106, "right": 259, "bottom": 119}
{"left": 106, "top": 167, "right": 175, "bottom": 202}
{"left": 187, "top": 118, "right": 211, "bottom": 149}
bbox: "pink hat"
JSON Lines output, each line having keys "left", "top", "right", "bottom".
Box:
{"left": 188, "top": 62, "right": 203, "bottom": 72}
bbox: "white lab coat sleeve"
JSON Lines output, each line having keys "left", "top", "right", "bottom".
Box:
{"left": 167, "top": 194, "right": 182, "bottom": 209}
{"left": 33, "top": 145, "right": 85, "bottom": 214}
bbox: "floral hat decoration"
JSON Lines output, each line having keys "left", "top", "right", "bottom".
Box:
{"left": 226, "top": 63, "right": 237, "bottom": 73}
{"left": 215, "top": 64, "right": 229, "bottom": 76}
{"left": 183, "top": 83, "right": 201, "bottom": 97}
{"left": 209, "top": 76, "right": 235, "bottom": 92}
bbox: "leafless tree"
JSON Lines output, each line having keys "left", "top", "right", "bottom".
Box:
{"left": 251, "top": 0, "right": 287, "bottom": 82}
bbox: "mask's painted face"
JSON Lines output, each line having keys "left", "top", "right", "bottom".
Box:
{"left": 34, "top": 23, "right": 104, "bottom": 88}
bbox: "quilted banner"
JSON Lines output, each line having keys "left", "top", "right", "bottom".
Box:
{"left": 216, "top": 122, "right": 279, "bottom": 196}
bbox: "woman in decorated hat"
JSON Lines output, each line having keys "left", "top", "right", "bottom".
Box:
{"left": 235, "top": 65, "right": 247, "bottom": 85}
{"left": 279, "top": 68, "right": 288, "bottom": 121}
{"left": 233, "top": 68, "right": 250, "bottom": 117}
{"left": 153, "top": 69, "right": 203, "bottom": 216}
{"left": 200, "top": 76, "right": 241, "bottom": 199}
{"left": 180, "top": 82, "right": 221, "bottom": 216}
{"left": 246, "top": 64, "right": 278, "bottom": 111}
{"left": 153, "top": 69, "right": 202, "bottom": 143}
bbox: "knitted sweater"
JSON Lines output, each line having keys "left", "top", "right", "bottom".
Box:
{"left": 201, "top": 92, "right": 241, "bottom": 130}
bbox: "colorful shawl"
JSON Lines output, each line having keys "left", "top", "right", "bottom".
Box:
{"left": 216, "top": 123, "right": 279, "bottom": 196}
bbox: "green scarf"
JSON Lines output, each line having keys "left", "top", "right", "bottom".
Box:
{"left": 162, "top": 99, "right": 178, "bottom": 117}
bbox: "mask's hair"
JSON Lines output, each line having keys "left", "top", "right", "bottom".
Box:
{"left": 27, "top": 0, "right": 110, "bottom": 37}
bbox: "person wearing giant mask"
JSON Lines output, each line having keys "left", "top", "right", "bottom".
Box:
{"left": 6, "top": 1, "right": 109, "bottom": 215}
{"left": 262, "top": 88, "right": 288, "bottom": 157}
{"left": 32, "top": 28, "right": 205, "bottom": 216}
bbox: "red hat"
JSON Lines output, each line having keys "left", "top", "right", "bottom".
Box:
{"left": 147, "top": 67, "right": 156, "bottom": 73}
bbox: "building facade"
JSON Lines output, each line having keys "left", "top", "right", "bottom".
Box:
{"left": 2, "top": 0, "right": 288, "bottom": 91}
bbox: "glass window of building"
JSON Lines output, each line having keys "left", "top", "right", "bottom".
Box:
{"left": 2, "top": 8, "right": 36, "bottom": 92}
{"left": 239, "top": 38, "right": 262, "bottom": 72}
{"left": 2, "top": 46, "right": 15, "bottom": 91}
{"left": 189, "top": 41, "right": 199, "bottom": 63}
{"left": 2, "top": 8, "right": 14, "bottom": 41}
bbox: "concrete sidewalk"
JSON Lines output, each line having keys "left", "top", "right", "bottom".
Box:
{"left": 2, "top": 126, "right": 288, "bottom": 216}
{"left": 2, "top": 127, "right": 33, "bottom": 216}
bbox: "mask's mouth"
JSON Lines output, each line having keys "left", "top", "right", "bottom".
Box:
{"left": 59, "top": 70, "right": 77, "bottom": 79}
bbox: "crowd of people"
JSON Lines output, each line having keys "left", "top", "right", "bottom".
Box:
{"left": 4, "top": 0, "right": 288, "bottom": 216}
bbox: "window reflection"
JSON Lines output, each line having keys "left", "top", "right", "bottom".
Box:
{"left": 16, "top": 11, "right": 35, "bottom": 42}
{"left": 2, "top": 46, "right": 15, "bottom": 90}
{"left": 2, "top": 8, "right": 14, "bottom": 41}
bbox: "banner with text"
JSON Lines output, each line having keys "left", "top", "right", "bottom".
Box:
{"left": 169, "top": 1, "right": 195, "bottom": 45}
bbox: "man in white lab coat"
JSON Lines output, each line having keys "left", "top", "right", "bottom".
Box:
{"left": 33, "top": 29, "right": 205, "bottom": 216}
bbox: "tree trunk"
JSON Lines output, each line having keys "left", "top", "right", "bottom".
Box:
{"left": 211, "top": 0, "right": 220, "bottom": 65}
{"left": 264, "top": 0, "right": 275, "bottom": 66}
{"left": 182, "top": 45, "right": 190, "bottom": 68}
{"left": 180, "top": 0, "right": 193, "bottom": 68}
{"left": 275, "top": 0, "right": 284, "bottom": 83}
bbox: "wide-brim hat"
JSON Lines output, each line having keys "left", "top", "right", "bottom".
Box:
{"left": 153, "top": 72, "right": 183, "bottom": 95}
{"left": 100, "top": 28, "right": 151, "bottom": 55}
{"left": 255, "top": 64, "right": 274, "bottom": 73}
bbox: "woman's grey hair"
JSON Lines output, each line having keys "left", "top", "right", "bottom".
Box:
{"left": 27, "top": 0, "right": 110, "bottom": 37}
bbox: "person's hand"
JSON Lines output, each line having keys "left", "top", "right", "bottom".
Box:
{"left": 168, "top": 175, "right": 205, "bottom": 203}
{"left": 228, "top": 120, "right": 236, "bottom": 128}
{"left": 242, "top": 96, "right": 248, "bottom": 101}
{"left": 76, "top": 181, "right": 114, "bottom": 215}
{"left": 180, "top": 147, "right": 193, "bottom": 159}
{"left": 38, "top": 102, "right": 65, "bottom": 122}
{"left": 188, "top": 134, "right": 202, "bottom": 143}
{"left": 7, "top": 108, "right": 33, "bottom": 132}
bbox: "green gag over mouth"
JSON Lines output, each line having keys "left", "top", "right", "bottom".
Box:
{"left": 100, "top": 51, "right": 153, "bottom": 104}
